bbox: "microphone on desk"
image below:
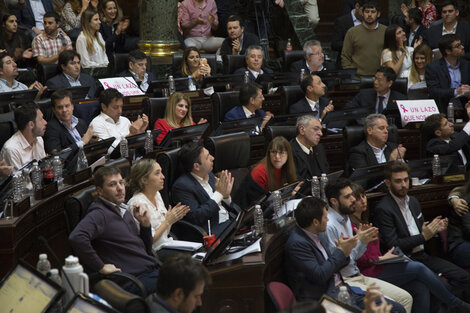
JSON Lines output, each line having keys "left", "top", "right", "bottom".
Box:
{"left": 38, "top": 235, "right": 77, "bottom": 296}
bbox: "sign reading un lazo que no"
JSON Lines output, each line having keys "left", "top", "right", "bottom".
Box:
{"left": 99, "top": 77, "right": 144, "bottom": 96}
{"left": 396, "top": 99, "right": 439, "bottom": 126}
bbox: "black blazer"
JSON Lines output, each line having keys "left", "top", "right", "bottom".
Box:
{"left": 345, "top": 88, "right": 407, "bottom": 112}
{"left": 290, "top": 138, "right": 329, "bottom": 180}
{"left": 46, "top": 72, "right": 97, "bottom": 99}
{"left": 43, "top": 114, "right": 88, "bottom": 155}
{"left": 425, "top": 21, "right": 470, "bottom": 53}
{"left": 448, "top": 203, "right": 470, "bottom": 253}
{"left": 405, "top": 25, "right": 426, "bottom": 47}
{"left": 426, "top": 131, "right": 470, "bottom": 166}
{"left": 373, "top": 193, "right": 426, "bottom": 255}
{"left": 118, "top": 69, "right": 156, "bottom": 92}
{"left": 331, "top": 13, "right": 354, "bottom": 55}
{"left": 14, "top": 0, "right": 53, "bottom": 30}
{"left": 289, "top": 59, "right": 337, "bottom": 74}
{"left": 233, "top": 66, "right": 273, "bottom": 83}
{"left": 288, "top": 96, "right": 330, "bottom": 117}
{"left": 425, "top": 57, "right": 470, "bottom": 112}
{"left": 219, "top": 32, "right": 260, "bottom": 56}
{"left": 348, "top": 140, "right": 398, "bottom": 171}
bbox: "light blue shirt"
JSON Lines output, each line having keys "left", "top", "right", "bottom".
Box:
{"left": 59, "top": 115, "right": 84, "bottom": 148}
{"left": 0, "top": 78, "right": 28, "bottom": 92}
{"left": 64, "top": 72, "right": 82, "bottom": 87}
{"left": 446, "top": 59, "right": 461, "bottom": 96}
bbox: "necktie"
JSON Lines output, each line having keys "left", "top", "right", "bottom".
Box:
{"left": 378, "top": 96, "right": 385, "bottom": 113}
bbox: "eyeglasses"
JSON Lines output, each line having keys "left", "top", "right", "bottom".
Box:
{"left": 308, "top": 52, "right": 324, "bottom": 57}
{"left": 270, "top": 150, "right": 287, "bottom": 156}
{"left": 451, "top": 43, "right": 463, "bottom": 49}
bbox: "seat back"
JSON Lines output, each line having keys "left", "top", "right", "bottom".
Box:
{"left": 171, "top": 53, "right": 217, "bottom": 76}
{"left": 0, "top": 111, "right": 16, "bottom": 150}
{"left": 205, "top": 132, "right": 251, "bottom": 194}
{"left": 360, "top": 76, "right": 408, "bottom": 96}
{"left": 37, "top": 63, "right": 60, "bottom": 84}
{"left": 170, "top": 220, "right": 205, "bottom": 243}
{"left": 264, "top": 126, "right": 297, "bottom": 149}
{"left": 282, "top": 50, "right": 304, "bottom": 72}
{"left": 210, "top": 91, "right": 240, "bottom": 126}
{"left": 64, "top": 186, "right": 97, "bottom": 235}
{"left": 93, "top": 279, "right": 149, "bottom": 313}
{"left": 279, "top": 85, "right": 304, "bottom": 115}
{"left": 113, "top": 53, "right": 153, "bottom": 76}
{"left": 222, "top": 55, "right": 246, "bottom": 74}
{"left": 74, "top": 100, "right": 100, "bottom": 125}
{"left": 156, "top": 148, "right": 181, "bottom": 207}
{"left": 142, "top": 97, "right": 167, "bottom": 129}
{"left": 36, "top": 99, "right": 53, "bottom": 122}
{"left": 266, "top": 281, "right": 297, "bottom": 311}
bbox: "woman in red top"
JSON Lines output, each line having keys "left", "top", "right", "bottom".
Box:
{"left": 153, "top": 92, "right": 207, "bottom": 145}
{"left": 349, "top": 183, "right": 469, "bottom": 313}
{"left": 251, "top": 136, "right": 297, "bottom": 192}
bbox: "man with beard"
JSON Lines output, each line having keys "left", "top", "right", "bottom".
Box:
{"left": 374, "top": 161, "right": 470, "bottom": 303}
{"left": 321, "top": 178, "right": 413, "bottom": 313}
{"left": 341, "top": 1, "right": 386, "bottom": 78}
{"left": 32, "top": 11, "right": 72, "bottom": 65}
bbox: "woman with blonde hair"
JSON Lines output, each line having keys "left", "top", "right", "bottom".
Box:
{"left": 153, "top": 92, "right": 207, "bottom": 145}
{"left": 127, "top": 159, "right": 189, "bottom": 258}
{"left": 408, "top": 44, "right": 432, "bottom": 89}
{"left": 76, "top": 7, "right": 109, "bottom": 68}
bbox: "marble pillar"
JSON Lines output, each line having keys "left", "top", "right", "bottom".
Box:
{"left": 139, "top": 0, "right": 181, "bottom": 59}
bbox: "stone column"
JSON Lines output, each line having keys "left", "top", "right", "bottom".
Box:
{"left": 139, "top": 0, "right": 181, "bottom": 60}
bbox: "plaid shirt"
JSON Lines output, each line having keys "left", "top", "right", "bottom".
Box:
{"left": 32, "top": 29, "right": 72, "bottom": 62}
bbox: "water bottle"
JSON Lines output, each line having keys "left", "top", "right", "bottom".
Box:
{"left": 144, "top": 130, "right": 153, "bottom": 154}
{"left": 62, "top": 256, "right": 89, "bottom": 304}
{"left": 272, "top": 190, "right": 283, "bottom": 218}
{"left": 168, "top": 75, "right": 176, "bottom": 94}
{"left": 120, "top": 136, "right": 128, "bottom": 158}
{"left": 432, "top": 154, "right": 441, "bottom": 177}
{"left": 76, "top": 147, "right": 89, "bottom": 171}
{"left": 31, "top": 161, "right": 42, "bottom": 191}
{"left": 320, "top": 173, "right": 328, "bottom": 202}
{"left": 22, "top": 168, "right": 33, "bottom": 197}
{"left": 36, "top": 253, "right": 51, "bottom": 276}
{"left": 338, "top": 286, "right": 351, "bottom": 305}
{"left": 300, "top": 68, "right": 305, "bottom": 82}
{"left": 49, "top": 268, "right": 63, "bottom": 313}
{"left": 286, "top": 38, "right": 293, "bottom": 51}
{"left": 53, "top": 156, "right": 63, "bottom": 188}
{"left": 188, "top": 75, "right": 196, "bottom": 91}
{"left": 447, "top": 101, "right": 454, "bottom": 123}
{"left": 311, "top": 176, "right": 320, "bottom": 198}
{"left": 12, "top": 171, "right": 23, "bottom": 203}
{"left": 254, "top": 205, "right": 264, "bottom": 236}
{"left": 244, "top": 70, "right": 250, "bottom": 83}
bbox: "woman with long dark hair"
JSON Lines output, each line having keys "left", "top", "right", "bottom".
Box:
{"left": 0, "top": 13, "right": 33, "bottom": 68}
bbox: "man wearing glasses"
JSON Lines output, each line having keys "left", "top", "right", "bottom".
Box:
{"left": 426, "top": 34, "right": 470, "bottom": 113}
{"left": 289, "top": 40, "right": 336, "bottom": 75}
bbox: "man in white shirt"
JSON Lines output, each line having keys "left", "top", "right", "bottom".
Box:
{"left": 171, "top": 142, "right": 238, "bottom": 236}
{"left": 0, "top": 102, "right": 47, "bottom": 170}
{"left": 89, "top": 88, "right": 149, "bottom": 151}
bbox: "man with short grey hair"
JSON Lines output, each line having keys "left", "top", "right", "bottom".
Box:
{"left": 348, "top": 113, "right": 406, "bottom": 171}
{"left": 290, "top": 40, "right": 336, "bottom": 74}
{"left": 290, "top": 114, "right": 329, "bottom": 180}
{"left": 234, "top": 45, "right": 273, "bottom": 82}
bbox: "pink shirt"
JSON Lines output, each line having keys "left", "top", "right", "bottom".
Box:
{"left": 180, "top": 0, "right": 218, "bottom": 38}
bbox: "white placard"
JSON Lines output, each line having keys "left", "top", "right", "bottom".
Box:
{"left": 99, "top": 77, "right": 144, "bottom": 96}
{"left": 396, "top": 99, "right": 439, "bottom": 126}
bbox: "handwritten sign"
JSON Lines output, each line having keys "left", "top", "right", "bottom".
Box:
{"left": 99, "top": 77, "right": 144, "bottom": 96}
{"left": 396, "top": 99, "right": 439, "bottom": 126}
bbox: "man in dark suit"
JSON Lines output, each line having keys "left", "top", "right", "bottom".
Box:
{"left": 290, "top": 115, "right": 329, "bottom": 180}
{"left": 289, "top": 74, "right": 333, "bottom": 120}
{"left": 374, "top": 161, "right": 470, "bottom": 307}
{"left": 219, "top": 15, "right": 259, "bottom": 56}
{"left": 348, "top": 114, "right": 406, "bottom": 171}
{"left": 233, "top": 45, "right": 273, "bottom": 82}
{"left": 171, "top": 142, "right": 238, "bottom": 236}
{"left": 289, "top": 40, "right": 336, "bottom": 75}
{"left": 404, "top": 7, "right": 426, "bottom": 47}
{"left": 118, "top": 49, "right": 156, "bottom": 93}
{"left": 14, "top": 0, "right": 53, "bottom": 37}
{"left": 424, "top": 1, "right": 470, "bottom": 57}
{"left": 425, "top": 34, "right": 470, "bottom": 113}
{"left": 284, "top": 197, "right": 405, "bottom": 312}
{"left": 422, "top": 110, "right": 470, "bottom": 170}
{"left": 46, "top": 50, "right": 97, "bottom": 99}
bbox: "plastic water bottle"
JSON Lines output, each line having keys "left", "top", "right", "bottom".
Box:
{"left": 22, "top": 168, "right": 33, "bottom": 197}
{"left": 12, "top": 171, "right": 24, "bottom": 203}
{"left": 52, "top": 156, "right": 63, "bottom": 188}
{"left": 300, "top": 68, "right": 305, "bottom": 82}
{"left": 120, "top": 137, "right": 128, "bottom": 158}
{"left": 320, "top": 173, "right": 328, "bottom": 202}
{"left": 286, "top": 38, "right": 293, "bottom": 51}
{"left": 432, "top": 154, "right": 441, "bottom": 176}
{"left": 272, "top": 190, "right": 283, "bottom": 218}
{"left": 447, "top": 101, "right": 454, "bottom": 123}
{"left": 168, "top": 75, "right": 176, "bottom": 94}
{"left": 36, "top": 253, "right": 51, "bottom": 276}
{"left": 76, "top": 147, "right": 89, "bottom": 171}
{"left": 188, "top": 75, "right": 196, "bottom": 91}
{"left": 144, "top": 130, "right": 153, "bottom": 154}
{"left": 244, "top": 70, "right": 250, "bottom": 83}
{"left": 254, "top": 205, "right": 264, "bottom": 236}
{"left": 31, "top": 161, "right": 42, "bottom": 191}
{"left": 338, "top": 286, "right": 351, "bottom": 305}
{"left": 49, "top": 269, "right": 63, "bottom": 313}
{"left": 311, "top": 176, "right": 320, "bottom": 198}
